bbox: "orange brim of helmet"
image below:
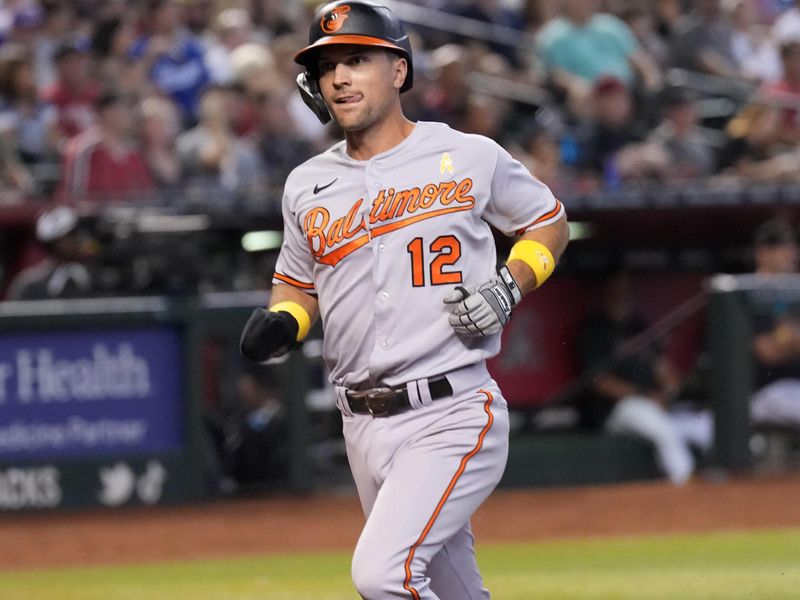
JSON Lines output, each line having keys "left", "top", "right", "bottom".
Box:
{"left": 294, "top": 35, "right": 406, "bottom": 66}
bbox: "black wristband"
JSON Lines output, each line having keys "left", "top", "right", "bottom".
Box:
{"left": 498, "top": 265, "right": 522, "bottom": 306}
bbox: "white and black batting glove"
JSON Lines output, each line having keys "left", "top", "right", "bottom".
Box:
{"left": 443, "top": 266, "right": 522, "bottom": 337}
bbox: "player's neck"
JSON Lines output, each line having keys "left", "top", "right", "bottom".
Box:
{"left": 344, "top": 112, "right": 415, "bottom": 161}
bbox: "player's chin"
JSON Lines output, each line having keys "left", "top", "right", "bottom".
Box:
{"left": 331, "top": 104, "right": 359, "bottom": 122}
{"left": 333, "top": 111, "right": 370, "bottom": 132}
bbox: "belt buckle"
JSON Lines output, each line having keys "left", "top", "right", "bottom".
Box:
{"left": 365, "top": 387, "right": 395, "bottom": 417}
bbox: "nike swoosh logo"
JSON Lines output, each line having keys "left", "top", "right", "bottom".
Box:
{"left": 313, "top": 178, "right": 337, "bottom": 194}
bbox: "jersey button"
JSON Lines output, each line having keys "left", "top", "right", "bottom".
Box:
{"left": 381, "top": 340, "right": 390, "bottom": 349}
{"left": 378, "top": 244, "right": 386, "bottom": 253}
{"left": 379, "top": 291, "right": 389, "bottom": 300}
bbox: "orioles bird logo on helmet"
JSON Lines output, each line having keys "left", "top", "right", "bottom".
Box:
{"left": 321, "top": 5, "right": 351, "bottom": 34}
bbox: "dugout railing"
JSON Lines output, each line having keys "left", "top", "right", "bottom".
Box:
{"left": 708, "top": 274, "right": 800, "bottom": 472}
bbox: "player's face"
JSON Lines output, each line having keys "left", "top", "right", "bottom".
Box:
{"left": 317, "top": 45, "right": 406, "bottom": 132}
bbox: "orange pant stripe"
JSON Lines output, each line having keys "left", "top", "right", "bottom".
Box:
{"left": 402, "top": 390, "right": 495, "bottom": 599}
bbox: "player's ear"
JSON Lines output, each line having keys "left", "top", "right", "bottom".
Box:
{"left": 392, "top": 55, "right": 407, "bottom": 91}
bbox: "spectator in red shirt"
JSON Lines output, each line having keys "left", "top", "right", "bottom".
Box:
{"left": 760, "top": 38, "right": 800, "bottom": 144}
{"left": 61, "top": 91, "right": 153, "bottom": 203}
{"left": 42, "top": 41, "right": 99, "bottom": 139}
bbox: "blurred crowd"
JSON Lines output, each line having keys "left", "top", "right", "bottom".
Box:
{"left": 0, "top": 0, "right": 797, "bottom": 206}
{"left": 0, "top": 0, "right": 799, "bottom": 297}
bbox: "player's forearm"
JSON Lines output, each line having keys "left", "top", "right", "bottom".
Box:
{"left": 269, "top": 283, "right": 320, "bottom": 325}
{"left": 506, "top": 216, "right": 569, "bottom": 297}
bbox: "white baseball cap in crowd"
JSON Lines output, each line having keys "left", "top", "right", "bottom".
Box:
{"left": 36, "top": 205, "right": 79, "bottom": 243}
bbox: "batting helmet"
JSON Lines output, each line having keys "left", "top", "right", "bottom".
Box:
{"left": 294, "top": 1, "right": 413, "bottom": 123}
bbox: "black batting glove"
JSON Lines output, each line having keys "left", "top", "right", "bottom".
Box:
{"left": 239, "top": 308, "right": 300, "bottom": 362}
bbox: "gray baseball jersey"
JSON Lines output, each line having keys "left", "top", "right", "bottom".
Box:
{"left": 273, "top": 121, "right": 564, "bottom": 389}
{"left": 273, "top": 120, "right": 563, "bottom": 599}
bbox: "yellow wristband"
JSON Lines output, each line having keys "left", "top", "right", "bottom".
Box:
{"left": 270, "top": 301, "right": 311, "bottom": 341}
{"left": 507, "top": 240, "right": 556, "bottom": 288}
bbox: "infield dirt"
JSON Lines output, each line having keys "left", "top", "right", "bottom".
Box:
{"left": 1, "top": 474, "right": 799, "bottom": 570}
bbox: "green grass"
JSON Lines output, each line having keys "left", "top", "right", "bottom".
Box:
{"left": 1, "top": 529, "right": 799, "bottom": 599}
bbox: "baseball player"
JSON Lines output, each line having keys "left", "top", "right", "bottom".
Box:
{"left": 240, "top": 2, "right": 569, "bottom": 598}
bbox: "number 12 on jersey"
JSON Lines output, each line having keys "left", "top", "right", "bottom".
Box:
{"left": 406, "top": 235, "right": 463, "bottom": 287}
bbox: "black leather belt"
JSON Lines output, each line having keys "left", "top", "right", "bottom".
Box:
{"left": 346, "top": 376, "right": 452, "bottom": 417}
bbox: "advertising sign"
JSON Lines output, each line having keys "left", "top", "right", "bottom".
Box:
{"left": 0, "top": 328, "right": 184, "bottom": 460}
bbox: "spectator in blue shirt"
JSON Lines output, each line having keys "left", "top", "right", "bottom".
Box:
{"left": 130, "top": 0, "right": 211, "bottom": 123}
{"left": 537, "top": 0, "right": 662, "bottom": 118}
{"left": 575, "top": 76, "right": 669, "bottom": 186}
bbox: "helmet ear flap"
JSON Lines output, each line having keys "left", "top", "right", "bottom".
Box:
{"left": 296, "top": 71, "right": 331, "bottom": 125}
